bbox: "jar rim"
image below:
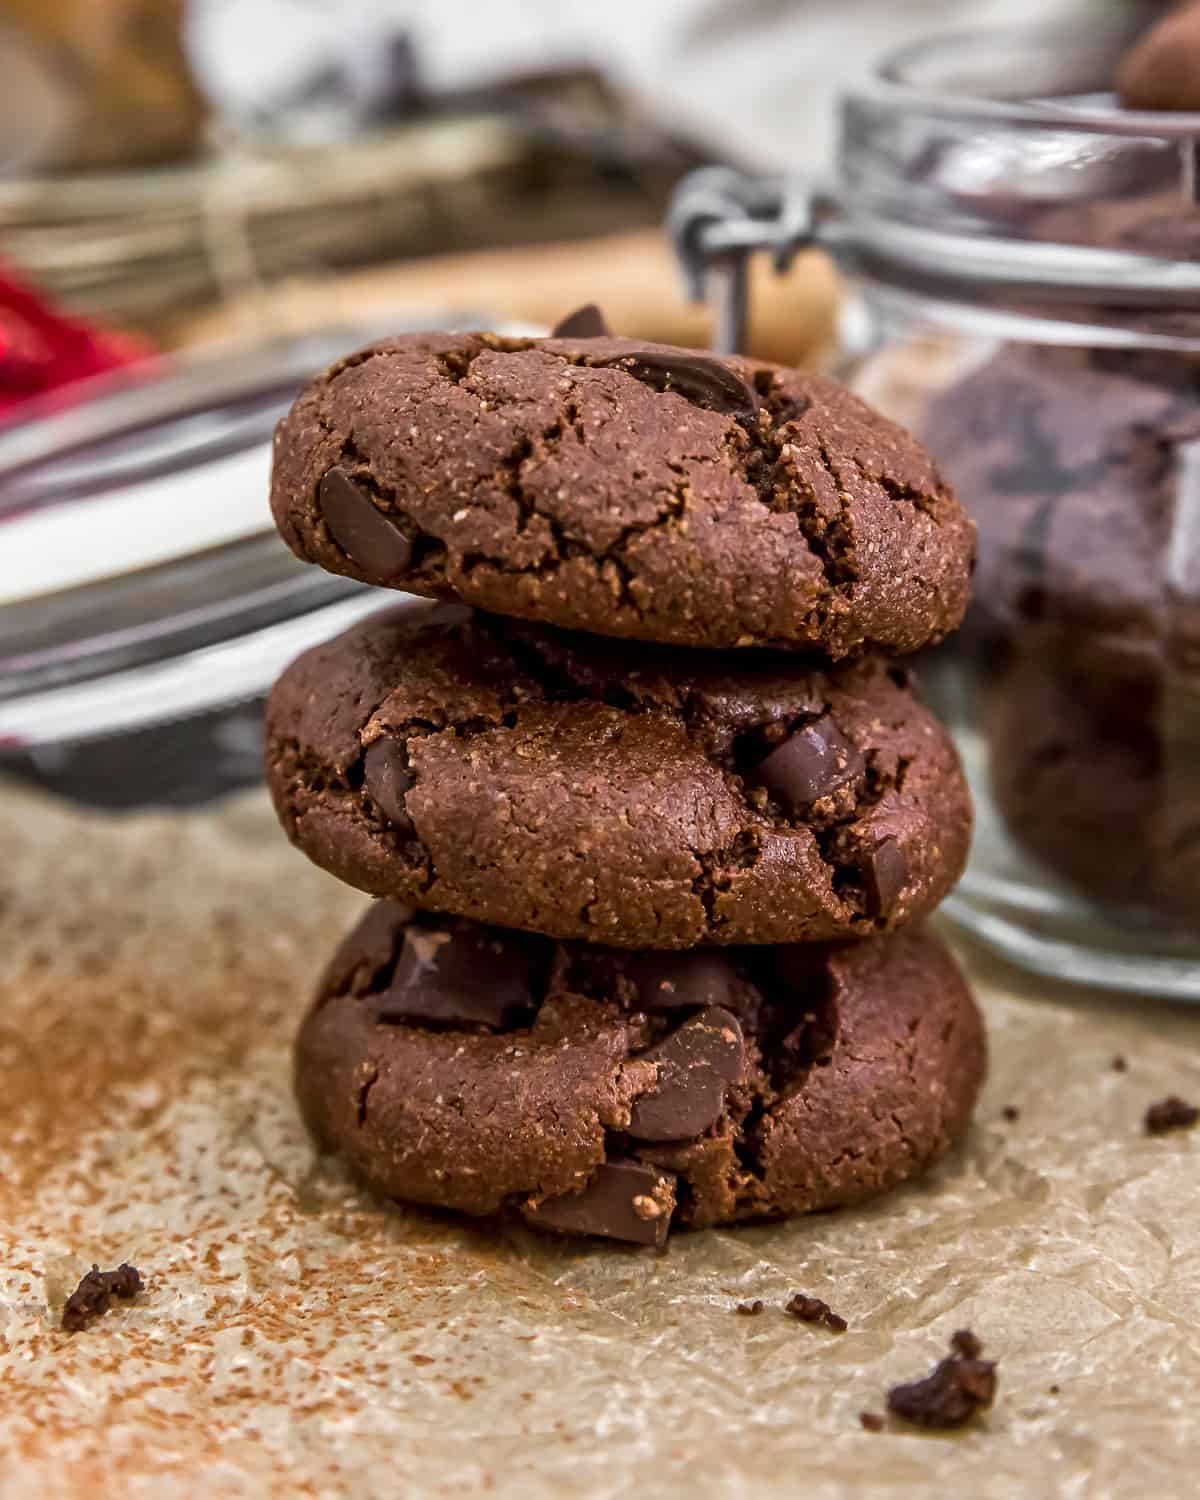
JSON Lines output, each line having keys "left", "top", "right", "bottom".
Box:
{"left": 862, "top": 16, "right": 1200, "bottom": 141}
{"left": 834, "top": 15, "right": 1200, "bottom": 347}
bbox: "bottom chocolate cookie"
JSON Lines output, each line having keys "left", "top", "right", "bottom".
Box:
{"left": 295, "top": 904, "right": 986, "bottom": 1245}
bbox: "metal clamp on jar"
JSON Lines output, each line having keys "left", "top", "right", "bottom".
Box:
{"left": 669, "top": 14, "right": 1200, "bottom": 997}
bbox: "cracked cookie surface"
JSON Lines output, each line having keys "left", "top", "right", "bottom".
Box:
{"left": 264, "top": 602, "right": 972, "bottom": 947}
{"left": 270, "top": 331, "right": 975, "bottom": 656}
{"left": 295, "top": 902, "right": 986, "bottom": 1240}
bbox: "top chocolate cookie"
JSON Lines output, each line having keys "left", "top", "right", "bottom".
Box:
{"left": 270, "top": 324, "right": 974, "bottom": 656}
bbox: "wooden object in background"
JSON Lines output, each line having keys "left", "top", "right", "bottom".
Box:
{"left": 0, "top": 0, "right": 208, "bottom": 170}
{"left": 173, "top": 227, "right": 840, "bottom": 368}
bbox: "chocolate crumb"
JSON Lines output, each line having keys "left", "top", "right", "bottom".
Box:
{"left": 1144, "top": 1096, "right": 1199, "bottom": 1135}
{"left": 61, "top": 1262, "right": 144, "bottom": 1333}
{"left": 886, "top": 1329, "right": 997, "bottom": 1429}
{"left": 1001, "top": 1105, "right": 1020, "bottom": 1122}
{"left": 785, "top": 1293, "right": 848, "bottom": 1333}
{"left": 736, "top": 1300, "right": 765, "bottom": 1316}
{"left": 1049, "top": 1384, "right": 1060, "bottom": 1395}
{"left": 1112, "top": 1056, "right": 1128, "bottom": 1073}
{"left": 860, "top": 1412, "right": 885, "bottom": 1433}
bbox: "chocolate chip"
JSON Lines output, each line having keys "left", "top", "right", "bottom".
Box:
{"left": 737, "top": 1300, "right": 765, "bottom": 1316}
{"left": 375, "top": 925, "right": 535, "bottom": 1029}
{"left": 628, "top": 1006, "right": 746, "bottom": 1141}
{"left": 551, "top": 304, "right": 612, "bottom": 338}
{"left": 319, "top": 466, "right": 413, "bottom": 584}
{"left": 750, "top": 717, "right": 865, "bottom": 815}
{"left": 624, "top": 951, "right": 738, "bottom": 1012}
{"left": 523, "top": 1159, "right": 677, "bottom": 1247}
{"left": 1144, "top": 1095, "right": 1199, "bottom": 1134}
{"left": 1001, "top": 1105, "right": 1020, "bottom": 1122}
{"left": 62, "top": 1263, "right": 144, "bottom": 1333}
{"left": 1112, "top": 1055, "right": 1128, "bottom": 1073}
{"left": 785, "top": 1293, "right": 847, "bottom": 1332}
{"left": 886, "top": 1329, "right": 997, "bottom": 1429}
{"left": 863, "top": 837, "right": 908, "bottom": 918}
{"left": 859, "top": 1412, "right": 885, "bottom": 1433}
{"left": 325, "top": 899, "right": 413, "bottom": 995}
{"left": 598, "top": 349, "right": 759, "bottom": 424}
{"left": 363, "top": 738, "right": 415, "bottom": 833}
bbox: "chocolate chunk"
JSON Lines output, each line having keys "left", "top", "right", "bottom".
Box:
{"left": 860, "top": 1412, "right": 885, "bottom": 1433}
{"left": 751, "top": 717, "right": 865, "bottom": 814}
{"left": 363, "top": 738, "right": 416, "bottom": 833}
{"left": 624, "top": 951, "right": 738, "bottom": 1012}
{"left": 324, "top": 899, "right": 413, "bottom": 995}
{"left": 863, "top": 837, "right": 908, "bottom": 917}
{"left": 785, "top": 1293, "right": 847, "bottom": 1333}
{"left": 375, "top": 925, "right": 535, "bottom": 1029}
{"left": 628, "top": 1006, "right": 746, "bottom": 1141}
{"left": 62, "top": 1263, "right": 144, "bottom": 1333}
{"left": 1144, "top": 1095, "right": 1199, "bottom": 1134}
{"left": 599, "top": 349, "right": 759, "bottom": 424}
{"left": 523, "top": 1159, "right": 677, "bottom": 1247}
{"left": 551, "top": 304, "right": 612, "bottom": 338}
{"left": 886, "top": 1329, "right": 997, "bottom": 1429}
{"left": 319, "top": 466, "right": 413, "bottom": 584}
{"left": 737, "top": 1300, "right": 765, "bottom": 1316}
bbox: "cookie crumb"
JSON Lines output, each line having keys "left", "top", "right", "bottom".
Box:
{"left": 1001, "top": 1105, "right": 1020, "bottom": 1122}
{"left": 1144, "top": 1096, "right": 1199, "bottom": 1135}
{"left": 61, "top": 1263, "right": 144, "bottom": 1333}
{"left": 736, "top": 1300, "right": 765, "bottom": 1316}
{"left": 859, "top": 1412, "right": 885, "bottom": 1433}
{"left": 785, "top": 1293, "right": 847, "bottom": 1333}
{"left": 886, "top": 1329, "right": 997, "bottom": 1429}
{"left": 1112, "top": 1056, "right": 1128, "bottom": 1073}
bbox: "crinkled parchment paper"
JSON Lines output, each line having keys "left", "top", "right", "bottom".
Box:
{"left": 1, "top": 782, "right": 1198, "bottom": 1500}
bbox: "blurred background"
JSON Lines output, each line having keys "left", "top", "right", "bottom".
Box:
{"left": 0, "top": 0, "right": 1164, "bottom": 810}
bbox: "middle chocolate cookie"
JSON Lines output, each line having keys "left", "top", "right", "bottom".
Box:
{"left": 266, "top": 603, "right": 971, "bottom": 947}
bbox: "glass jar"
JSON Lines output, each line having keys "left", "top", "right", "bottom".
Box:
{"left": 0, "top": 318, "right": 471, "bottom": 807}
{"left": 671, "top": 13, "right": 1200, "bottom": 997}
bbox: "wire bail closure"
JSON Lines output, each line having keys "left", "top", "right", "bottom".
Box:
{"left": 666, "top": 167, "right": 821, "bottom": 355}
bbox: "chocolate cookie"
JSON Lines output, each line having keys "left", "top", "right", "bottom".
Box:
{"left": 295, "top": 902, "right": 986, "bottom": 1241}
{"left": 264, "top": 603, "right": 972, "bottom": 947}
{"left": 921, "top": 342, "right": 1194, "bottom": 650}
{"left": 270, "top": 329, "right": 974, "bottom": 656}
{"left": 988, "top": 634, "right": 1200, "bottom": 926}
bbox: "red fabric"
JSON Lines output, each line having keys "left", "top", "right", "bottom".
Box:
{"left": 0, "top": 264, "right": 153, "bottom": 422}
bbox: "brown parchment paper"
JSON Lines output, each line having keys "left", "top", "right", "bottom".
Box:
{"left": 2, "top": 782, "right": 1198, "bottom": 1500}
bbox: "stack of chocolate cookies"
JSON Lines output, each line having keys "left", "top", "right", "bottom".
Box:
{"left": 264, "top": 310, "right": 985, "bottom": 1247}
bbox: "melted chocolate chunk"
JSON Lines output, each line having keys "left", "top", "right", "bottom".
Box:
{"left": 598, "top": 349, "right": 759, "bottom": 424}
{"left": 737, "top": 1300, "right": 765, "bottom": 1316}
{"left": 363, "top": 738, "right": 416, "bottom": 833}
{"left": 551, "top": 304, "right": 612, "bottom": 338}
{"left": 62, "top": 1263, "right": 144, "bottom": 1333}
{"left": 319, "top": 466, "right": 413, "bottom": 583}
{"left": 886, "top": 1330, "right": 997, "bottom": 1429}
{"left": 751, "top": 716, "right": 865, "bottom": 814}
{"left": 624, "top": 951, "right": 738, "bottom": 1012}
{"left": 523, "top": 1159, "right": 676, "bottom": 1247}
{"left": 628, "top": 1007, "right": 746, "bottom": 1141}
{"left": 1144, "top": 1095, "right": 1199, "bottom": 1134}
{"left": 785, "top": 1293, "right": 847, "bottom": 1332}
{"left": 375, "top": 925, "right": 534, "bottom": 1029}
{"left": 325, "top": 899, "right": 412, "bottom": 996}
{"left": 863, "top": 837, "right": 909, "bottom": 917}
